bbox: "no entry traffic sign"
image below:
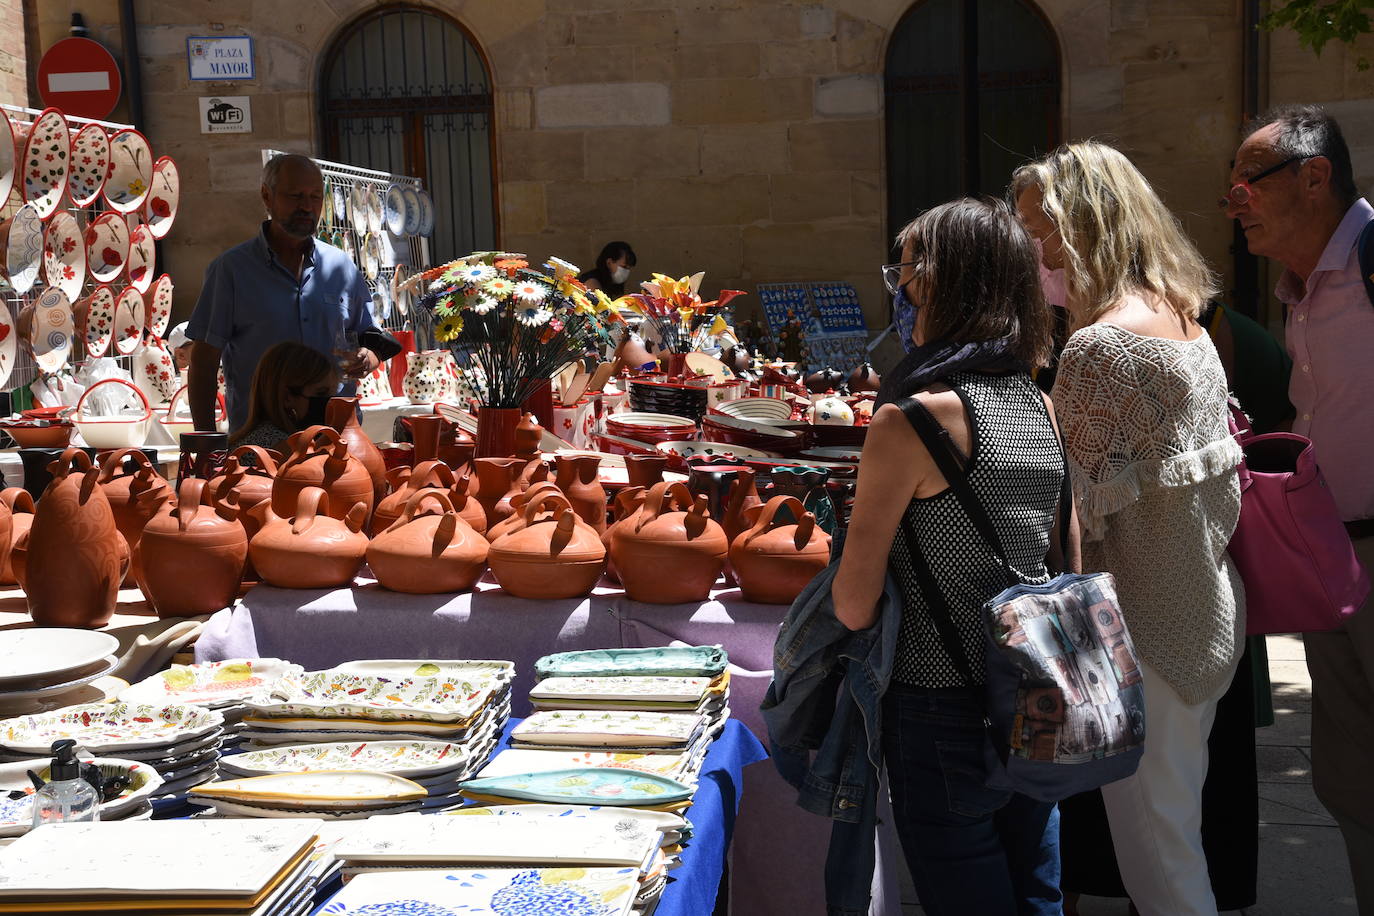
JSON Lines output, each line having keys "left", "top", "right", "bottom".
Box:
{"left": 38, "top": 37, "right": 121, "bottom": 119}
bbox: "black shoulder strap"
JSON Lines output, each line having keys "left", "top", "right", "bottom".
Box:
{"left": 1358, "top": 219, "right": 1374, "bottom": 309}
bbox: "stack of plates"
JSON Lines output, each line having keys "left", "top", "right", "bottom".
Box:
{"left": 0, "top": 756, "right": 164, "bottom": 835}
{"left": 507, "top": 709, "right": 709, "bottom": 757}
{"left": 119, "top": 658, "right": 304, "bottom": 748}
{"left": 319, "top": 865, "right": 651, "bottom": 916}
{"left": 0, "top": 630, "right": 120, "bottom": 716}
{"left": 190, "top": 771, "right": 428, "bottom": 820}
{"left": 628, "top": 377, "right": 710, "bottom": 420}
{"left": 603, "top": 411, "right": 698, "bottom": 446}
{"left": 530, "top": 672, "right": 730, "bottom": 716}
{"left": 534, "top": 646, "right": 729, "bottom": 681}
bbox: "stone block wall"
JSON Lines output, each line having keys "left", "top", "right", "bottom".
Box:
{"left": 0, "top": 0, "right": 29, "bottom": 108}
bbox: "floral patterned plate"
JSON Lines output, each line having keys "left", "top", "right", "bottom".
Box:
{"left": 535, "top": 646, "right": 728, "bottom": 680}
{"left": 144, "top": 156, "right": 179, "bottom": 239}
{"left": 76, "top": 285, "right": 117, "bottom": 358}
{"left": 113, "top": 286, "right": 145, "bottom": 355}
{"left": 103, "top": 128, "right": 153, "bottom": 214}
{"left": 401, "top": 186, "right": 421, "bottom": 235}
{"left": 331, "top": 660, "right": 515, "bottom": 683}
{"left": 0, "top": 757, "right": 163, "bottom": 837}
{"left": 530, "top": 676, "right": 713, "bottom": 704}
{"left": 361, "top": 232, "right": 380, "bottom": 280}
{"left": 66, "top": 122, "right": 109, "bottom": 208}
{"left": 84, "top": 210, "right": 129, "bottom": 284}
{"left": 350, "top": 184, "right": 368, "bottom": 233}
{"left": 191, "top": 770, "right": 427, "bottom": 808}
{"left": 42, "top": 210, "right": 85, "bottom": 302}
{"left": 4, "top": 203, "right": 44, "bottom": 295}
{"left": 21, "top": 108, "right": 69, "bottom": 220}
{"left": 126, "top": 223, "right": 155, "bottom": 294}
{"left": 199, "top": 796, "right": 421, "bottom": 819}
{"left": 119, "top": 658, "right": 303, "bottom": 708}
{"left": 144, "top": 272, "right": 173, "bottom": 337}
{"left": 365, "top": 186, "right": 384, "bottom": 234}
{"left": 383, "top": 184, "right": 406, "bottom": 236}
{"left": 416, "top": 188, "right": 435, "bottom": 236}
{"left": 26, "top": 288, "right": 74, "bottom": 374}
{"left": 219, "top": 739, "right": 474, "bottom": 780}
{"left": 318, "top": 867, "right": 641, "bottom": 916}
{"left": 459, "top": 767, "right": 692, "bottom": 807}
{"left": 132, "top": 338, "right": 178, "bottom": 404}
{"left": 249, "top": 669, "right": 506, "bottom": 723}
{"left": 0, "top": 702, "right": 224, "bottom": 754}
{"left": 510, "top": 710, "right": 703, "bottom": 748}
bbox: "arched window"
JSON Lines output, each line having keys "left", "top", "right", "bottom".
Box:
{"left": 320, "top": 6, "right": 497, "bottom": 261}
{"left": 884, "top": 0, "right": 1060, "bottom": 238}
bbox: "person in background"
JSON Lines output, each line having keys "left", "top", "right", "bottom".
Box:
{"left": 229, "top": 342, "right": 338, "bottom": 454}
{"left": 1013, "top": 142, "right": 1243, "bottom": 916}
{"left": 1225, "top": 104, "right": 1374, "bottom": 912}
{"left": 578, "top": 241, "right": 637, "bottom": 298}
{"left": 186, "top": 153, "right": 379, "bottom": 434}
{"left": 168, "top": 322, "right": 193, "bottom": 374}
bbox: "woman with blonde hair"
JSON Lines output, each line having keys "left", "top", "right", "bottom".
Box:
{"left": 229, "top": 342, "right": 338, "bottom": 453}
{"left": 1011, "top": 142, "right": 1244, "bottom": 916}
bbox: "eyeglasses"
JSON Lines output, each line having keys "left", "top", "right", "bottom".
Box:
{"left": 881, "top": 261, "right": 920, "bottom": 296}
{"left": 1218, "top": 156, "right": 1310, "bottom": 210}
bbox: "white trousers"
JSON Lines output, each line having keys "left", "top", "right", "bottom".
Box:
{"left": 1101, "top": 661, "right": 1233, "bottom": 916}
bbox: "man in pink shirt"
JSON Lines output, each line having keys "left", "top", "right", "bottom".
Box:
{"left": 1227, "top": 105, "right": 1374, "bottom": 911}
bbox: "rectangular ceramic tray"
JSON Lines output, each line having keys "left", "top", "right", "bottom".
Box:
{"left": 534, "top": 646, "right": 727, "bottom": 680}
{"left": 528, "top": 675, "right": 713, "bottom": 703}
{"left": 247, "top": 672, "right": 508, "bottom": 724}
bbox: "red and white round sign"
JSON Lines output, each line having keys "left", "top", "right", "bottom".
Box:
{"left": 37, "top": 37, "right": 122, "bottom": 120}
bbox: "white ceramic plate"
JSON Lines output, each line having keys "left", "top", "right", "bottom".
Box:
{"left": 5, "top": 203, "right": 44, "bottom": 295}
{"left": 77, "top": 285, "right": 116, "bottom": 359}
{"left": 143, "top": 273, "right": 173, "bottom": 337}
{"left": 330, "top": 660, "right": 515, "bottom": 682}
{"left": 655, "top": 439, "right": 779, "bottom": 461}
{"left": 0, "top": 703, "right": 224, "bottom": 755}
{"left": 84, "top": 210, "right": 129, "bottom": 284}
{"left": 362, "top": 232, "right": 380, "bottom": 280}
{"left": 201, "top": 796, "right": 421, "bottom": 819}
{"left": 191, "top": 770, "right": 427, "bottom": 807}
{"left": 0, "top": 655, "right": 116, "bottom": 701}
{"left": 714, "top": 396, "right": 794, "bottom": 420}
{"left": 41, "top": 210, "right": 85, "bottom": 302}
{"left": 103, "top": 128, "right": 153, "bottom": 214}
{"left": 510, "top": 710, "right": 702, "bottom": 748}
{"left": 401, "top": 186, "right": 421, "bottom": 235}
{"left": 319, "top": 867, "right": 642, "bottom": 915}
{"left": 132, "top": 338, "right": 178, "bottom": 404}
{"left": 26, "top": 287, "right": 74, "bottom": 375}
{"left": 66, "top": 122, "right": 109, "bottom": 208}
{"left": 529, "top": 675, "right": 713, "bottom": 703}
{"left": 120, "top": 659, "right": 303, "bottom": 709}
{"left": 366, "top": 186, "right": 384, "bottom": 234}
{"left": 0, "top": 757, "right": 164, "bottom": 837}
{"left": 476, "top": 747, "right": 694, "bottom": 783}
{"left": 383, "top": 184, "right": 405, "bottom": 235}
{"left": 21, "top": 108, "right": 69, "bottom": 220}
{"left": 332, "top": 813, "right": 660, "bottom": 866}
{"left": 219, "top": 739, "right": 476, "bottom": 780}
{"left": 113, "top": 286, "right": 145, "bottom": 355}
{"left": 126, "top": 223, "right": 155, "bottom": 294}
{"left": 0, "top": 109, "right": 15, "bottom": 211}
{"left": 416, "top": 188, "right": 434, "bottom": 236}
{"left": 349, "top": 184, "right": 367, "bottom": 233}
{"left": 144, "top": 156, "right": 179, "bottom": 240}
{"left": 0, "top": 629, "right": 118, "bottom": 687}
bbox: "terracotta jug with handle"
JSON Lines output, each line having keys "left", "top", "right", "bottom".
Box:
{"left": 374, "top": 460, "right": 470, "bottom": 534}
{"left": 135, "top": 478, "right": 247, "bottom": 617}
{"left": 96, "top": 446, "right": 173, "bottom": 587}
{"left": 367, "top": 490, "right": 489, "bottom": 594}
{"left": 272, "top": 425, "right": 375, "bottom": 523}
{"left": 471, "top": 457, "right": 525, "bottom": 529}
{"left": 729, "top": 495, "right": 831, "bottom": 604}
{"left": 326, "top": 395, "right": 387, "bottom": 506}
{"left": 486, "top": 482, "right": 565, "bottom": 543}
{"left": 608, "top": 480, "right": 727, "bottom": 604}
{"left": 601, "top": 485, "right": 647, "bottom": 586}
{"left": 487, "top": 490, "right": 605, "bottom": 600}
{"left": 250, "top": 486, "right": 369, "bottom": 589}
{"left": 205, "top": 446, "right": 278, "bottom": 515}
{"left": 554, "top": 453, "right": 607, "bottom": 533}
{"left": 0, "top": 488, "right": 30, "bottom": 586}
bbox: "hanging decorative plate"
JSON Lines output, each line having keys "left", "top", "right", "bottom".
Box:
{"left": 144, "top": 156, "right": 179, "bottom": 240}
{"left": 0, "top": 299, "right": 17, "bottom": 388}
{"left": 41, "top": 211, "right": 85, "bottom": 302}
{"left": 124, "top": 208, "right": 144, "bottom": 235}
{"left": 76, "top": 285, "right": 116, "bottom": 358}
{"left": 0, "top": 109, "right": 15, "bottom": 211}
{"left": 66, "top": 122, "right": 109, "bottom": 208}
{"left": 332, "top": 182, "right": 347, "bottom": 228}
{"left": 113, "top": 286, "right": 145, "bottom": 355}
{"left": 83, "top": 210, "right": 129, "bottom": 284}
{"left": 28, "top": 288, "right": 74, "bottom": 374}
{"left": 416, "top": 188, "right": 435, "bottom": 236}
{"left": 341, "top": 232, "right": 356, "bottom": 264}
{"left": 349, "top": 183, "right": 368, "bottom": 233}
{"left": 401, "top": 186, "right": 421, "bottom": 235}
{"left": 104, "top": 128, "right": 153, "bottom": 213}
{"left": 320, "top": 175, "right": 333, "bottom": 227}
{"left": 145, "top": 272, "right": 173, "bottom": 337}
{"left": 21, "top": 108, "right": 69, "bottom": 220}
{"left": 362, "top": 232, "right": 380, "bottom": 280}
{"left": 126, "top": 223, "right": 155, "bottom": 294}
{"left": 366, "top": 185, "right": 384, "bottom": 234}
{"left": 4, "top": 203, "right": 43, "bottom": 295}
{"left": 459, "top": 767, "right": 693, "bottom": 807}
{"left": 132, "top": 337, "right": 178, "bottom": 404}
{"left": 382, "top": 184, "right": 405, "bottom": 236}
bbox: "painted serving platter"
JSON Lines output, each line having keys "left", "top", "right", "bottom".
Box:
{"left": 535, "top": 646, "right": 728, "bottom": 680}
{"left": 126, "top": 223, "right": 156, "bottom": 294}
{"left": 28, "top": 287, "right": 74, "bottom": 374}
{"left": 152, "top": 763, "right": 220, "bottom": 798}
{"left": 0, "top": 757, "right": 163, "bottom": 837}
{"left": 202, "top": 796, "right": 421, "bottom": 820}
{"left": 530, "top": 676, "right": 712, "bottom": 704}
{"left": 21, "top": 108, "right": 69, "bottom": 219}
{"left": 416, "top": 188, "right": 435, "bottom": 236}
{"left": 510, "top": 710, "right": 702, "bottom": 748}
{"left": 251, "top": 671, "right": 506, "bottom": 723}
{"left": 400, "top": 186, "right": 421, "bottom": 235}
{"left": 66, "top": 122, "right": 109, "bottom": 208}
{"left": 103, "top": 128, "right": 153, "bottom": 214}
{"left": 143, "top": 272, "right": 174, "bottom": 337}
{"left": 332, "top": 814, "right": 660, "bottom": 867}
{"left": 220, "top": 740, "right": 475, "bottom": 780}
{"left": 0, "top": 702, "right": 224, "bottom": 754}
{"left": 318, "top": 867, "right": 641, "bottom": 916}
{"left": 117, "top": 727, "right": 225, "bottom": 762}
{"left": 460, "top": 768, "right": 692, "bottom": 807}
{"left": 476, "top": 748, "right": 694, "bottom": 783}
{"left": 76, "top": 285, "right": 116, "bottom": 358}
{"left": 84, "top": 210, "right": 129, "bottom": 284}
{"left": 145, "top": 156, "right": 179, "bottom": 239}
{"left": 42, "top": 210, "right": 85, "bottom": 301}
{"left": 0, "top": 629, "right": 119, "bottom": 687}
{"left": 331, "top": 659, "right": 515, "bottom": 683}
{"left": 113, "top": 285, "right": 145, "bottom": 355}
{"left": 5, "top": 202, "right": 44, "bottom": 294}
{"left": 120, "top": 658, "right": 303, "bottom": 708}
{"left": 133, "top": 337, "right": 178, "bottom": 403}
{"left": 191, "top": 770, "right": 426, "bottom": 808}
{"left": 444, "top": 802, "right": 687, "bottom": 835}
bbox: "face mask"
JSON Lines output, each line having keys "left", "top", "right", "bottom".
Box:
{"left": 1032, "top": 237, "right": 1068, "bottom": 308}
{"left": 610, "top": 266, "right": 631, "bottom": 285}
{"left": 893, "top": 284, "right": 919, "bottom": 354}
{"left": 301, "top": 395, "right": 330, "bottom": 429}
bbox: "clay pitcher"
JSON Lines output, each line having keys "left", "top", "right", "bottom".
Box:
{"left": 97, "top": 447, "right": 173, "bottom": 587}
{"left": 374, "top": 460, "right": 462, "bottom": 533}
{"left": 406, "top": 414, "right": 443, "bottom": 465}
{"left": 554, "top": 453, "right": 606, "bottom": 533}
{"left": 471, "top": 457, "right": 526, "bottom": 529}
{"left": 453, "top": 472, "right": 488, "bottom": 537}
{"left": 624, "top": 454, "right": 668, "bottom": 490}
{"left": 326, "top": 396, "right": 387, "bottom": 507}
{"left": 205, "top": 446, "right": 278, "bottom": 515}
{"left": 729, "top": 495, "right": 832, "bottom": 604}
{"left": 0, "top": 488, "right": 31, "bottom": 586}
{"left": 487, "top": 491, "right": 606, "bottom": 600}
{"left": 367, "top": 490, "right": 489, "bottom": 594}
{"left": 26, "top": 448, "right": 129, "bottom": 627}
{"left": 272, "top": 425, "right": 375, "bottom": 523}
{"left": 486, "top": 482, "right": 564, "bottom": 543}
{"left": 250, "top": 486, "right": 369, "bottom": 589}
{"left": 136, "top": 478, "right": 247, "bottom": 617}
{"left": 608, "top": 481, "right": 727, "bottom": 605}
{"left": 602, "top": 485, "right": 646, "bottom": 586}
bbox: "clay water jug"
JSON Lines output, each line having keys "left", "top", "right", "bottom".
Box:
{"left": 205, "top": 446, "right": 278, "bottom": 515}
{"left": 0, "top": 488, "right": 29, "bottom": 586}
{"left": 250, "top": 486, "right": 369, "bottom": 589}
{"left": 452, "top": 472, "right": 489, "bottom": 537}
{"left": 437, "top": 421, "right": 476, "bottom": 474}
{"left": 554, "top": 453, "right": 606, "bottom": 533}
{"left": 136, "top": 478, "right": 247, "bottom": 617}
{"left": 367, "top": 490, "right": 489, "bottom": 594}
{"left": 26, "top": 448, "right": 129, "bottom": 627}
{"left": 608, "top": 481, "right": 727, "bottom": 604}
{"left": 471, "top": 457, "right": 526, "bottom": 529}
{"left": 623, "top": 454, "right": 668, "bottom": 490}
{"left": 514, "top": 412, "right": 543, "bottom": 460}
{"left": 326, "top": 396, "right": 387, "bottom": 507}
{"left": 272, "top": 425, "right": 375, "bottom": 523}
{"left": 97, "top": 447, "right": 173, "bottom": 587}
{"left": 602, "top": 485, "right": 647, "bottom": 586}
{"left": 487, "top": 491, "right": 605, "bottom": 600}
{"left": 729, "top": 495, "right": 831, "bottom": 604}
{"left": 486, "top": 482, "right": 564, "bottom": 542}
{"left": 406, "top": 413, "right": 443, "bottom": 465}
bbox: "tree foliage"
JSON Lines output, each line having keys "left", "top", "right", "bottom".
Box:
{"left": 1263, "top": 0, "right": 1374, "bottom": 69}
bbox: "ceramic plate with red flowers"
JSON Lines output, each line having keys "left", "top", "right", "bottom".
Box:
{"left": 126, "top": 223, "right": 155, "bottom": 294}
{"left": 29, "top": 287, "right": 73, "bottom": 374}
{"left": 84, "top": 211, "right": 129, "bottom": 284}
{"left": 145, "top": 156, "right": 179, "bottom": 239}
{"left": 78, "top": 285, "right": 116, "bottom": 359}
{"left": 66, "top": 123, "right": 109, "bottom": 208}
{"left": 0, "top": 299, "right": 17, "bottom": 388}
{"left": 21, "top": 108, "right": 69, "bottom": 220}
{"left": 113, "top": 286, "right": 145, "bottom": 355}
{"left": 0, "top": 110, "right": 16, "bottom": 215}
{"left": 42, "top": 210, "right": 85, "bottom": 302}
{"left": 133, "top": 337, "right": 178, "bottom": 403}
{"left": 103, "top": 128, "right": 153, "bottom": 214}
{"left": 145, "top": 273, "right": 173, "bottom": 337}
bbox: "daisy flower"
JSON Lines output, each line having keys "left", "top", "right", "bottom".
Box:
{"left": 512, "top": 280, "right": 549, "bottom": 304}
{"left": 516, "top": 305, "right": 552, "bottom": 326}
{"left": 483, "top": 276, "right": 515, "bottom": 298}
{"left": 470, "top": 295, "right": 499, "bottom": 315}
{"left": 545, "top": 256, "right": 580, "bottom": 280}
{"left": 456, "top": 263, "right": 496, "bottom": 285}
{"left": 494, "top": 256, "right": 528, "bottom": 274}
{"left": 435, "top": 314, "right": 464, "bottom": 342}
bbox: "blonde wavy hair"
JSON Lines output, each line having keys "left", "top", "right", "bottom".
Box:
{"left": 1010, "top": 141, "right": 1218, "bottom": 329}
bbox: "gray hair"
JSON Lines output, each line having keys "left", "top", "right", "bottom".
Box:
{"left": 1245, "top": 104, "right": 1359, "bottom": 206}
{"left": 262, "top": 153, "right": 322, "bottom": 191}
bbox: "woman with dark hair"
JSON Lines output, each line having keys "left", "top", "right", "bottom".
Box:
{"left": 578, "top": 241, "right": 637, "bottom": 298}
{"left": 835, "top": 197, "right": 1073, "bottom": 915}
{"left": 229, "top": 342, "right": 338, "bottom": 454}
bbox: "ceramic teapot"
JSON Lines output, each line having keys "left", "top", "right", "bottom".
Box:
{"left": 485, "top": 481, "right": 564, "bottom": 543}
{"left": 607, "top": 480, "right": 727, "bottom": 604}
{"left": 375, "top": 459, "right": 476, "bottom": 534}
{"left": 487, "top": 490, "right": 605, "bottom": 600}
{"left": 135, "top": 478, "right": 247, "bottom": 617}
{"left": 272, "top": 425, "right": 375, "bottom": 523}
{"left": 553, "top": 453, "right": 606, "bottom": 533}
{"left": 250, "top": 486, "right": 369, "bottom": 590}
{"left": 205, "top": 446, "right": 278, "bottom": 515}
{"left": 96, "top": 447, "right": 173, "bottom": 587}
{"left": 847, "top": 362, "right": 881, "bottom": 394}
{"left": 0, "top": 488, "right": 31, "bottom": 586}
{"left": 26, "top": 448, "right": 129, "bottom": 627}
{"left": 326, "top": 395, "right": 387, "bottom": 507}
{"left": 729, "top": 495, "right": 832, "bottom": 604}
{"left": 367, "top": 490, "right": 489, "bottom": 594}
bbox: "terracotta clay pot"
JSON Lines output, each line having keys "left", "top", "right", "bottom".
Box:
{"left": 514, "top": 412, "right": 543, "bottom": 460}
{"left": 326, "top": 396, "right": 387, "bottom": 507}
{"left": 135, "top": 478, "right": 247, "bottom": 617}
{"left": 847, "top": 362, "right": 881, "bottom": 394}
{"left": 367, "top": 490, "right": 489, "bottom": 594}
{"left": 96, "top": 447, "right": 173, "bottom": 587}
{"left": 729, "top": 495, "right": 832, "bottom": 604}
{"left": 250, "top": 486, "right": 369, "bottom": 589}
{"left": 406, "top": 414, "right": 443, "bottom": 465}
{"left": 623, "top": 454, "right": 668, "bottom": 490}
{"left": 608, "top": 481, "right": 728, "bottom": 604}
{"left": 204, "top": 446, "right": 278, "bottom": 515}
{"left": 272, "top": 425, "right": 375, "bottom": 523}
{"left": 0, "top": 488, "right": 32, "bottom": 586}
{"left": 601, "top": 485, "right": 647, "bottom": 586}
{"left": 26, "top": 448, "right": 130, "bottom": 627}
{"left": 554, "top": 453, "right": 606, "bottom": 533}
{"left": 374, "top": 460, "right": 482, "bottom": 535}
{"left": 487, "top": 490, "right": 605, "bottom": 600}
{"left": 471, "top": 457, "right": 526, "bottom": 529}
{"left": 486, "top": 482, "right": 564, "bottom": 542}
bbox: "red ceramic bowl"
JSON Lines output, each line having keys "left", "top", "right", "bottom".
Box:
{"left": 809, "top": 423, "right": 869, "bottom": 448}
{"left": 701, "top": 414, "right": 806, "bottom": 455}
{"left": 1, "top": 422, "right": 73, "bottom": 448}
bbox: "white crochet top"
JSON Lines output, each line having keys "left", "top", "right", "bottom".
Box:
{"left": 1053, "top": 323, "right": 1245, "bottom": 704}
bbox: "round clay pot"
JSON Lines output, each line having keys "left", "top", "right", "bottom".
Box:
{"left": 554, "top": 453, "right": 606, "bottom": 533}
{"left": 729, "top": 495, "right": 832, "bottom": 604}
{"left": 272, "top": 425, "right": 375, "bottom": 523}
{"left": 205, "top": 446, "right": 278, "bottom": 515}
{"left": 0, "top": 488, "right": 32, "bottom": 586}
{"left": 487, "top": 491, "right": 605, "bottom": 600}
{"left": 847, "top": 362, "right": 881, "bottom": 394}
{"left": 623, "top": 454, "right": 668, "bottom": 490}
{"left": 805, "top": 367, "right": 845, "bottom": 394}
{"left": 135, "top": 478, "right": 247, "bottom": 617}
{"left": 471, "top": 457, "right": 526, "bottom": 529}
{"left": 367, "top": 490, "right": 488, "bottom": 594}
{"left": 608, "top": 481, "right": 728, "bottom": 604}
{"left": 486, "top": 482, "right": 564, "bottom": 543}
{"left": 96, "top": 447, "right": 173, "bottom": 587}
{"left": 250, "top": 486, "right": 368, "bottom": 589}
{"left": 26, "top": 448, "right": 129, "bottom": 627}
{"left": 327, "top": 395, "right": 387, "bottom": 506}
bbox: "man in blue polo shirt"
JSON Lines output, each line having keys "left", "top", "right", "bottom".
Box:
{"left": 186, "top": 153, "right": 379, "bottom": 433}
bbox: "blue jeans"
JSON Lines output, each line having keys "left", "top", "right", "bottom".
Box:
{"left": 883, "top": 683, "right": 1063, "bottom": 916}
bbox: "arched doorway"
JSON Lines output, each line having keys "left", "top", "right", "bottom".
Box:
{"left": 884, "top": 0, "right": 1061, "bottom": 240}
{"left": 320, "top": 6, "right": 497, "bottom": 261}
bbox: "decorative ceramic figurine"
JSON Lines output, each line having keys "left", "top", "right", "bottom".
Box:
{"left": 250, "top": 486, "right": 369, "bottom": 589}
{"left": 553, "top": 453, "right": 606, "bottom": 533}
{"left": 135, "top": 478, "right": 247, "bottom": 617}
{"left": 326, "top": 396, "right": 387, "bottom": 507}
{"left": 272, "top": 425, "right": 375, "bottom": 523}
{"left": 96, "top": 447, "right": 173, "bottom": 587}
{"left": 729, "top": 495, "right": 832, "bottom": 604}
{"left": 0, "top": 488, "right": 34, "bottom": 587}
{"left": 367, "top": 490, "right": 489, "bottom": 594}
{"left": 607, "top": 481, "right": 727, "bottom": 604}
{"left": 487, "top": 491, "right": 606, "bottom": 600}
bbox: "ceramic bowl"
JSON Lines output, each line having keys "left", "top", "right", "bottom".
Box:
{"left": 84, "top": 211, "right": 129, "bottom": 284}
{"left": 27, "top": 288, "right": 73, "bottom": 374}
{"left": 42, "top": 210, "right": 85, "bottom": 302}
{"left": 126, "top": 223, "right": 155, "bottom": 294}
{"left": 654, "top": 439, "right": 779, "bottom": 470}
{"left": 103, "top": 128, "right": 153, "bottom": 214}
{"left": 4, "top": 202, "right": 44, "bottom": 294}
{"left": 77, "top": 285, "right": 117, "bottom": 358}
{"left": 701, "top": 413, "right": 804, "bottom": 453}
{"left": 113, "top": 286, "right": 145, "bottom": 355}
{"left": 401, "top": 186, "right": 421, "bottom": 235}
{"left": 144, "top": 156, "right": 179, "bottom": 239}
{"left": 0, "top": 420, "right": 72, "bottom": 449}
{"left": 416, "top": 188, "right": 435, "bottom": 236}
{"left": 384, "top": 184, "right": 406, "bottom": 235}
{"left": 711, "top": 396, "right": 794, "bottom": 422}
{"left": 145, "top": 273, "right": 173, "bottom": 337}
{"left": 66, "top": 122, "right": 109, "bottom": 208}
{"left": 593, "top": 432, "right": 660, "bottom": 456}
{"left": 0, "top": 109, "right": 15, "bottom": 211}
{"left": 21, "top": 108, "right": 70, "bottom": 219}
{"left": 71, "top": 378, "right": 153, "bottom": 450}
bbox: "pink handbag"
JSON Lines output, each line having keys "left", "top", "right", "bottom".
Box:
{"left": 1228, "top": 406, "right": 1370, "bottom": 634}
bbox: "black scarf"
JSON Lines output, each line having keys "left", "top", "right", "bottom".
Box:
{"left": 875, "top": 336, "right": 1027, "bottom": 408}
